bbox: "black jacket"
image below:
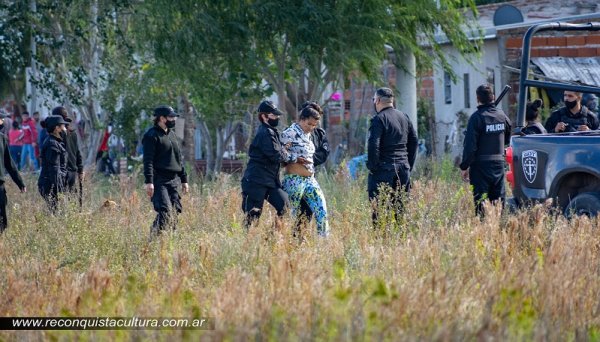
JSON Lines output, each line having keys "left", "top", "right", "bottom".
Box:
{"left": 142, "top": 125, "right": 187, "bottom": 184}
{"left": 367, "top": 107, "right": 418, "bottom": 172}
{"left": 38, "top": 134, "right": 67, "bottom": 190}
{"left": 243, "top": 122, "right": 290, "bottom": 188}
{"left": 522, "top": 121, "right": 547, "bottom": 135}
{"left": 460, "top": 104, "right": 511, "bottom": 171}
{"left": 0, "top": 132, "right": 25, "bottom": 189}
{"left": 311, "top": 127, "right": 330, "bottom": 167}
{"left": 63, "top": 129, "right": 83, "bottom": 173}
{"left": 544, "top": 106, "right": 599, "bottom": 133}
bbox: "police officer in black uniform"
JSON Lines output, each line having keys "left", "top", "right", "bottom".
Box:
{"left": 38, "top": 115, "right": 69, "bottom": 214}
{"left": 460, "top": 84, "right": 512, "bottom": 216}
{"left": 0, "top": 112, "right": 26, "bottom": 232}
{"left": 241, "top": 100, "right": 291, "bottom": 230}
{"left": 544, "top": 90, "right": 599, "bottom": 133}
{"left": 142, "top": 105, "right": 189, "bottom": 235}
{"left": 51, "top": 106, "right": 84, "bottom": 192}
{"left": 367, "top": 87, "right": 418, "bottom": 226}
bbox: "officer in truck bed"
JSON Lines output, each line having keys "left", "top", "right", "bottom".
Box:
{"left": 460, "top": 84, "right": 512, "bottom": 217}
{"left": 545, "top": 90, "right": 599, "bottom": 133}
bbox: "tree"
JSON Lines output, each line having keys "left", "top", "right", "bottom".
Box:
{"left": 0, "top": 1, "right": 29, "bottom": 109}
{"left": 29, "top": 0, "right": 136, "bottom": 165}
{"left": 135, "top": 0, "right": 481, "bottom": 174}
{"left": 136, "top": 0, "right": 269, "bottom": 177}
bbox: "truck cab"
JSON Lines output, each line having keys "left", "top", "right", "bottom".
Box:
{"left": 507, "top": 22, "right": 600, "bottom": 216}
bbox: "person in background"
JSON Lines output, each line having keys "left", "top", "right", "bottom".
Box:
{"left": 8, "top": 121, "right": 24, "bottom": 164}
{"left": 0, "top": 112, "right": 26, "bottom": 233}
{"left": 0, "top": 111, "right": 12, "bottom": 135}
{"left": 19, "top": 111, "right": 39, "bottom": 171}
{"left": 545, "top": 91, "right": 599, "bottom": 133}
{"left": 52, "top": 106, "right": 84, "bottom": 192}
{"left": 38, "top": 115, "right": 68, "bottom": 214}
{"left": 96, "top": 124, "right": 116, "bottom": 175}
{"left": 522, "top": 99, "right": 547, "bottom": 135}
{"left": 33, "top": 111, "right": 42, "bottom": 165}
{"left": 582, "top": 93, "right": 598, "bottom": 114}
{"left": 38, "top": 119, "right": 49, "bottom": 149}
{"left": 143, "top": 105, "right": 189, "bottom": 236}
{"left": 367, "top": 87, "right": 418, "bottom": 227}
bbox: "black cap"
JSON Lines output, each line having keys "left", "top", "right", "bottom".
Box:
{"left": 257, "top": 100, "right": 283, "bottom": 116}
{"left": 0, "top": 112, "right": 8, "bottom": 119}
{"left": 376, "top": 87, "right": 394, "bottom": 98}
{"left": 45, "top": 115, "right": 68, "bottom": 130}
{"left": 153, "top": 105, "right": 179, "bottom": 117}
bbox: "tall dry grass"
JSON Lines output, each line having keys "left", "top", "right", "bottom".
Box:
{"left": 0, "top": 161, "right": 598, "bottom": 341}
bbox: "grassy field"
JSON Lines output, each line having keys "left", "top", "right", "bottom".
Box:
{"left": 0, "top": 159, "right": 599, "bottom": 341}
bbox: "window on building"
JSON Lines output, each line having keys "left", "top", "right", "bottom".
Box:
{"left": 344, "top": 100, "right": 351, "bottom": 111}
{"left": 487, "top": 68, "right": 495, "bottom": 87}
{"left": 463, "top": 73, "right": 470, "bottom": 108}
{"left": 444, "top": 71, "right": 452, "bottom": 104}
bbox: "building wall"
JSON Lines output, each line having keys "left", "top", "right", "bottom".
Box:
{"left": 432, "top": 40, "right": 501, "bottom": 160}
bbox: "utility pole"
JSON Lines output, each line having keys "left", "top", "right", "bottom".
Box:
{"left": 395, "top": 50, "right": 417, "bottom": 137}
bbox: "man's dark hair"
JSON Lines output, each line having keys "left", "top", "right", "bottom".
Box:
{"left": 12, "top": 121, "right": 19, "bottom": 129}
{"left": 52, "top": 106, "right": 68, "bottom": 118}
{"left": 476, "top": 84, "right": 494, "bottom": 105}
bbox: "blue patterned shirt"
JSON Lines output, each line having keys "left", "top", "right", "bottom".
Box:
{"left": 280, "top": 123, "right": 316, "bottom": 174}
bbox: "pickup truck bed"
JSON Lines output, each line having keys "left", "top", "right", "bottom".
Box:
{"left": 508, "top": 131, "right": 600, "bottom": 216}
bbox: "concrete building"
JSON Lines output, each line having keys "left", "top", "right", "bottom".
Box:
{"left": 421, "top": 0, "right": 600, "bottom": 161}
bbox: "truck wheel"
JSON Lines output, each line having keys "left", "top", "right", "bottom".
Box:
{"left": 564, "top": 192, "right": 600, "bottom": 218}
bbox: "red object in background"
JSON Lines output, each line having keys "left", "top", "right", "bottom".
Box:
{"left": 505, "top": 146, "right": 514, "bottom": 189}
{"left": 98, "top": 129, "right": 110, "bottom": 152}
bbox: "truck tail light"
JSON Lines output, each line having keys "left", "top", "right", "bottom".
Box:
{"left": 505, "top": 146, "right": 515, "bottom": 190}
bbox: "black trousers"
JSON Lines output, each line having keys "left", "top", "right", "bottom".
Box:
{"left": 65, "top": 170, "right": 78, "bottom": 192}
{"left": 241, "top": 178, "right": 288, "bottom": 228}
{"left": 151, "top": 176, "right": 182, "bottom": 234}
{"left": 0, "top": 184, "right": 8, "bottom": 233}
{"left": 39, "top": 183, "right": 61, "bottom": 214}
{"left": 469, "top": 161, "right": 505, "bottom": 216}
{"left": 368, "top": 167, "right": 411, "bottom": 226}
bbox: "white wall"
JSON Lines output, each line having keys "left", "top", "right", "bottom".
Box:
{"left": 432, "top": 39, "right": 501, "bottom": 160}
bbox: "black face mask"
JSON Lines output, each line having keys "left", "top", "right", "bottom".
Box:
{"left": 0, "top": 124, "right": 4, "bottom": 131}
{"left": 166, "top": 120, "right": 176, "bottom": 129}
{"left": 60, "top": 130, "right": 67, "bottom": 140}
{"left": 565, "top": 100, "right": 578, "bottom": 110}
{"left": 267, "top": 118, "right": 280, "bottom": 127}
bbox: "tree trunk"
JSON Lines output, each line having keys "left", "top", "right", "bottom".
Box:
{"left": 29, "top": 0, "right": 38, "bottom": 112}
{"left": 179, "top": 93, "right": 195, "bottom": 164}
{"left": 198, "top": 119, "right": 214, "bottom": 178}
{"left": 213, "top": 121, "right": 240, "bottom": 175}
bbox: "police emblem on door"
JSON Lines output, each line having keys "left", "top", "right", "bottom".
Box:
{"left": 522, "top": 150, "right": 538, "bottom": 184}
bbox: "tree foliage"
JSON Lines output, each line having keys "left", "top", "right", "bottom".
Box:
{"left": 2, "top": 0, "right": 482, "bottom": 172}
